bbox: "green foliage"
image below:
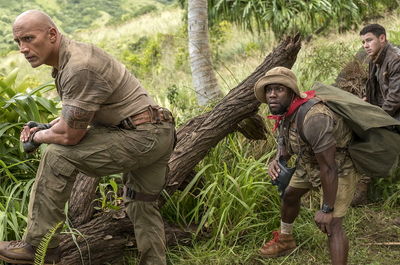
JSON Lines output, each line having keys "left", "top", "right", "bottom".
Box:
{"left": 122, "top": 35, "right": 163, "bottom": 78}
{"left": 209, "top": 20, "right": 232, "bottom": 61}
{"left": 294, "top": 41, "right": 357, "bottom": 89}
{"left": 34, "top": 221, "right": 63, "bottom": 265}
{"left": 205, "top": 0, "right": 399, "bottom": 39}
{"left": 0, "top": 69, "right": 58, "bottom": 242}
{"left": 0, "top": 179, "right": 34, "bottom": 241}
{"left": 162, "top": 134, "right": 280, "bottom": 249}
{"left": 94, "top": 175, "right": 123, "bottom": 211}
{"left": 0, "top": 69, "right": 58, "bottom": 182}
{"left": 370, "top": 166, "right": 400, "bottom": 208}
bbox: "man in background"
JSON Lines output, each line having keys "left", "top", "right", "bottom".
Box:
{"left": 353, "top": 24, "right": 400, "bottom": 205}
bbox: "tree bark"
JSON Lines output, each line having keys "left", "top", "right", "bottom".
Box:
{"left": 59, "top": 35, "right": 302, "bottom": 265}
{"left": 188, "top": 0, "right": 222, "bottom": 105}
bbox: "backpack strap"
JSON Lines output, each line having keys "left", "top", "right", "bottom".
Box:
{"left": 296, "top": 98, "right": 321, "bottom": 144}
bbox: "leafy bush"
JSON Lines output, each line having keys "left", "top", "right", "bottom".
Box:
{"left": 294, "top": 41, "right": 357, "bottom": 89}
{"left": 0, "top": 69, "right": 59, "bottom": 241}
{"left": 122, "top": 35, "right": 163, "bottom": 78}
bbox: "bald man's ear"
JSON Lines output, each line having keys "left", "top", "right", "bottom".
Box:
{"left": 48, "top": 27, "right": 58, "bottom": 43}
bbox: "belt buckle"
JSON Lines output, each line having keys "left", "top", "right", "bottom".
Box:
{"left": 121, "top": 117, "right": 136, "bottom": 130}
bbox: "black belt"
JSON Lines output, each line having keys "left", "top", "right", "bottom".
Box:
{"left": 123, "top": 186, "right": 159, "bottom": 202}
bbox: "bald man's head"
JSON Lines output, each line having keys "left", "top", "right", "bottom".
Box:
{"left": 13, "top": 10, "right": 58, "bottom": 32}
{"left": 13, "top": 10, "right": 61, "bottom": 68}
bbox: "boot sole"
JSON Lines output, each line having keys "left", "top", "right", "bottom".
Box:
{"left": 259, "top": 247, "right": 296, "bottom": 258}
{"left": 0, "top": 253, "right": 59, "bottom": 265}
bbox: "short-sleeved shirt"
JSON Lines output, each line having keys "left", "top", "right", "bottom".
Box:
{"left": 282, "top": 102, "right": 354, "bottom": 187}
{"left": 52, "top": 36, "right": 157, "bottom": 126}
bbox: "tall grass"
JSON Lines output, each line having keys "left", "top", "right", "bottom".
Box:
{"left": 163, "top": 134, "right": 281, "bottom": 248}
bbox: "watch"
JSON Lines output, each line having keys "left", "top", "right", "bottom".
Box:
{"left": 321, "top": 203, "right": 334, "bottom": 213}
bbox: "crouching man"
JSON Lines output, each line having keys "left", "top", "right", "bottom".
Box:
{"left": 0, "top": 10, "right": 175, "bottom": 265}
{"left": 254, "top": 67, "right": 359, "bottom": 265}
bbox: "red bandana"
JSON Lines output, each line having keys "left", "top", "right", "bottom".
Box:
{"left": 267, "top": 90, "right": 316, "bottom": 132}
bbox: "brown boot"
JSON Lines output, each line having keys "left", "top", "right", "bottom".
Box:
{"left": 0, "top": 240, "right": 60, "bottom": 265}
{"left": 259, "top": 231, "right": 296, "bottom": 258}
{"left": 351, "top": 182, "right": 369, "bottom": 207}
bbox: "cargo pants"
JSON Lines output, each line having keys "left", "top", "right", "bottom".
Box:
{"left": 23, "top": 121, "right": 175, "bottom": 265}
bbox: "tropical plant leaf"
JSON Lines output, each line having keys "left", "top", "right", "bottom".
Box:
{"left": 34, "top": 221, "right": 63, "bottom": 265}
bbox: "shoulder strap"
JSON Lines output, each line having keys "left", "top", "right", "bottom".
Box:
{"left": 296, "top": 98, "right": 321, "bottom": 144}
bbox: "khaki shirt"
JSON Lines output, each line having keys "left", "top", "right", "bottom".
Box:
{"left": 283, "top": 103, "right": 354, "bottom": 187}
{"left": 52, "top": 36, "right": 157, "bottom": 126}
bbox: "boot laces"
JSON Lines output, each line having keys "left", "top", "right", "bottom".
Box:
{"left": 264, "top": 231, "right": 280, "bottom": 248}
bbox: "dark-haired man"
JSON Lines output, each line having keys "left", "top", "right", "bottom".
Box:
{"left": 360, "top": 23, "right": 400, "bottom": 120}
{"left": 0, "top": 10, "right": 175, "bottom": 265}
{"left": 354, "top": 24, "right": 400, "bottom": 205}
{"left": 254, "top": 67, "right": 359, "bottom": 265}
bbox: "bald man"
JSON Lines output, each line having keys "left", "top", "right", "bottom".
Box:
{"left": 0, "top": 10, "right": 175, "bottom": 265}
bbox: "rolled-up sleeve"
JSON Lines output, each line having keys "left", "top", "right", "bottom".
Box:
{"left": 302, "top": 113, "right": 336, "bottom": 154}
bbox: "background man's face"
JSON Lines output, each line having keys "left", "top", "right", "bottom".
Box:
{"left": 361, "top": 32, "right": 386, "bottom": 58}
{"left": 264, "top": 84, "right": 293, "bottom": 115}
{"left": 13, "top": 24, "right": 53, "bottom": 68}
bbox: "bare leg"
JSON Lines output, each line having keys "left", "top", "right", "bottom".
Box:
{"left": 281, "top": 186, "right": 309, "bottom": 223}
{"left": 327, "top": 217, "right": 348, "bottom": 265}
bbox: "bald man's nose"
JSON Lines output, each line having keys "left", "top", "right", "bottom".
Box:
{"left": 19, "top": 43, "right": 29, "bottom": 54}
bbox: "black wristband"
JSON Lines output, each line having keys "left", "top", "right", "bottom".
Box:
{"left": 25, "top": 121, "right": 52, "bottom": 130}
{"left": 321, "top": 203, "right": 334, "bottom": 213}
{"left": 23, "top": 131, "right": 41, "bottom": 153}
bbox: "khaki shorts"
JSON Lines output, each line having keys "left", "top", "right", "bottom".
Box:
{"left": 288, "top": 169, "right": 360, "bottom": 218}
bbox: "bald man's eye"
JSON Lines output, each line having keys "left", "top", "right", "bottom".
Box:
{"left": 22, "top": 36, "right": 34, "bottom": 42}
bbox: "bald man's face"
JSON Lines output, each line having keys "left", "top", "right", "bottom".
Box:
{"left": 13, "top": 20, "right": 57, "bottom": 68}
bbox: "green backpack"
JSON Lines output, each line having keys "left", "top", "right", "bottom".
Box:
{"left": 296, "top": 82, "right": 400, "bottom": 178}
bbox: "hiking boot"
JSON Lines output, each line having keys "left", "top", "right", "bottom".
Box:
{"left": 0, "top": 240, "right": 60, "bottom": 265}
{"left": 351, "top": 182, "right": 368, "bottom": 207}
{"left": 259, "top": 231, "right": 296, "bottom": 258}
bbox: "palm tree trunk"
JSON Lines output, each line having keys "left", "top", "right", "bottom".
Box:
{"left": 188, "top": 0, "right": 222, "bottom": 105}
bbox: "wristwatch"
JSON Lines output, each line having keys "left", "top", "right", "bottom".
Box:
{"left": 321, "top": 203, "right": 334, "bottom": 213}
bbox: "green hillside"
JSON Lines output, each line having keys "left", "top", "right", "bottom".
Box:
{"left": 0, "top": 0, "right": 174, "bottom": 56}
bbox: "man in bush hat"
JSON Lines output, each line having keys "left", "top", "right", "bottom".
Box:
{"left": 254, "top": 66, "right": 359, "bottom": 265}
{"left": 0, "top": 10, "right": 175, "bottom": 265}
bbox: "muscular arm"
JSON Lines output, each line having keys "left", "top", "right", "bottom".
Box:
{"left": 315, "top": 145, "right": 338, "bottom": 207}
{"left": 313, "top": 145, "right": 337, "bottom": 235}
{"left": 33, "top": 105, "right": 95, "bottom": 145}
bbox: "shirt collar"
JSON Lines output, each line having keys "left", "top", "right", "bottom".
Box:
{"left": 51, "top": 35, "right": 71, "bottom": 78}
{"left": 373, "top": 42, "right": 389, "bottom": 65}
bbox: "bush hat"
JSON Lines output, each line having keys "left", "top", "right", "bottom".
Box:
{"left": 254, "top": 66, "right": 307, "bottom": 103}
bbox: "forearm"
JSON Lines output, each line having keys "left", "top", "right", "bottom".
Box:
{"left": 49, "top": 117, "right": 61, "bottom": 126}
{"left": 320, "top": 166, "right": 338, "bottom": 206}
{"left": 33, "top": 121, "right": 86, "bottom": 145}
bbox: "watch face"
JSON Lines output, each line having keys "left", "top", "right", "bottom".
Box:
{"left": 322, "top": 203, "right": 334, "bottom": 213}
